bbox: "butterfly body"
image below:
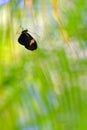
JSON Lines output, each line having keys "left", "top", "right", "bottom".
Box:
{"left": 18, "top": 30, "right": 37, "bottom": 51}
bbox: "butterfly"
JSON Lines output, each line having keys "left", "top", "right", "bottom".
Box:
{"left": 18, "top": 29, "right": 37, "bottom": 51}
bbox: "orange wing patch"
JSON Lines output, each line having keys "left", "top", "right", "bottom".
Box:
{"left": 30, "top": 39, "right": 35, "bottom": 46}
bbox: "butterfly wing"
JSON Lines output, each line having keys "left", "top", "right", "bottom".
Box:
{"left": 18, "top": 31, "right": 37, "bottom": 51}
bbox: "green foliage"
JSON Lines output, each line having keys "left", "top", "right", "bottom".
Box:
{"left": 64, "top": 0, "right": 87, "bottom": 45}
{"left": 0, "top": 0, "right": 87, "bottom": 130}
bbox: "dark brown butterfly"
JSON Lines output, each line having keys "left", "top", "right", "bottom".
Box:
{"left": 18, "top": 29, "right": 37, "bottom": 51}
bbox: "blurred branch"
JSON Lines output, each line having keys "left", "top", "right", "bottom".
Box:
{"left": 41, "top": 0, "right": 47, "bottom": 24}
{"left": 24, "top": 0, "right": 34, "bottom": 16}
{"left": 52, "top": 0, "right": 80, "bottom": 58}
{"left": 52, "top": 0, "right": 69, "bottom": 44}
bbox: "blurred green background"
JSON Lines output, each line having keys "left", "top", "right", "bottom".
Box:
{"left": 0, "top": 0, "right": 87, "bottom": 130}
